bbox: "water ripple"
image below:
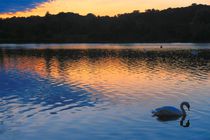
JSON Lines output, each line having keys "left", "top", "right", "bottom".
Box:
{"left": 0, "top": 45, "right": 210, "bottom": 139}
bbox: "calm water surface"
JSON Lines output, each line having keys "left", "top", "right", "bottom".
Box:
{"left": 0, "top": 43, "right": 210, "bottom": 140}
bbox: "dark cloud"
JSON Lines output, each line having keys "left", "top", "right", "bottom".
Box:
{"left": 0, "top": 0, "right": 51, "bottom": 13}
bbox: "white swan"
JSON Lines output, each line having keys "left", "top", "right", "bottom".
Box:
{"left": 152, "top": 102, "right": 190, "bottom": 118}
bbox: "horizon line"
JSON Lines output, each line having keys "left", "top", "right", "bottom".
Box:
{"left": 0, "top": 3, "right": 209, "bottom": 19}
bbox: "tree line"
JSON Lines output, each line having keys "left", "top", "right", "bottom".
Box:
{"left": 0, "top": 4, "right": 210, "bottom": 43}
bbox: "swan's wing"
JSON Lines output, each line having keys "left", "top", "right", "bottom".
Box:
{"left": 153, "top": 106, "right": 182, "bottom": 116}
{"left": 155, "top": 106, "right": 179, "bottom": 112}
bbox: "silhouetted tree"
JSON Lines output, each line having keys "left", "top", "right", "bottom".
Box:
{"left": 45, "top": 11, "right": 51, "bottom": 17}
{"left": 0, "top": 4, "right": 210, "bottom": 43}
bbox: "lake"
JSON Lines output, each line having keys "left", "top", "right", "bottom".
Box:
{"left": 0, "top": 43, "right": 210, "bottom": 140}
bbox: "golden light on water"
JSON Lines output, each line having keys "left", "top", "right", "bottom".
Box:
{"left": 2, "top": 49, "right": 209, "bottom": 100}
{"left": 0, "top": 0, "right": 210, "bottom": 18}
{"left": 1, "top": 46, "right": 210, "bottom": 139}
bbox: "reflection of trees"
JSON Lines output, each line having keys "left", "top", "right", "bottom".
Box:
{"left": 0, "top": 48, "right": 210, "bottom": 120}
{"left": 0, "top": 49, "right": 3, "bottom": 69}
{"left": 1, "top": 48, "right": 210, "bottom": 76}
{"left": 118, "top": 50, "right": 210, "bottom": 80}
{"left": 0, "top": 49, "right": 102, "bottom": 120}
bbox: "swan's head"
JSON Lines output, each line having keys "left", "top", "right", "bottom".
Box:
{"left": 181, "top": 102, "right": 190, "bottom": 111}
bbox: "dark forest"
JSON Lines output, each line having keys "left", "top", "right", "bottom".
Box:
{"left": 0, "top": 4, "right": 210, "bottom": 43}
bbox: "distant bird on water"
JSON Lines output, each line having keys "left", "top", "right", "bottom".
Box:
{"left": 152, "top": 102, "right": 190, "bottom": 119}
{"left": 160, "top": 45, "right": 163, "bottom": 48}
{"left": 191, "top": 50, "right": 198, "bottom": 56}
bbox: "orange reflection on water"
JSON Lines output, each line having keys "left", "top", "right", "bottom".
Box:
{"left": 2, "top": 54, "right": 48, "bottom": 78}
{"left": 1, "top": 48, "right": 209, "bottom": 100}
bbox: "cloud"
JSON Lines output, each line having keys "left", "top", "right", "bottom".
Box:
{"left": 0, "top": 0, "right": 51, "bottom": 13}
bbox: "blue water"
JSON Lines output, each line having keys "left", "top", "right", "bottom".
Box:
{"left": 0, "top": 44, "right": 210, "bottom": 140}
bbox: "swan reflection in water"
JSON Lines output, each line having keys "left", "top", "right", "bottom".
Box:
{"left": 156, "top": 115, "right": 190, "bottom": 128}
{"left": 152, "top": 102, "right": 190, "bottom": 128}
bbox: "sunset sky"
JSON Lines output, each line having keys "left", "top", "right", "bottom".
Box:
{"left": 0, "top": 0, "right": 210, "bottom": 18}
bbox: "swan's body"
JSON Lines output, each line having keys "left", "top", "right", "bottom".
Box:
{"left": 153, "top": 106, "right": 182, "bottom": 117}
{"left": 152, "top": 102, "right": 190, "bottom": 119}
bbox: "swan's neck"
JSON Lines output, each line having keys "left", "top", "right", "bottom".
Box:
{"left": 180, "top": 104, "right": 186, "bottom": 116}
